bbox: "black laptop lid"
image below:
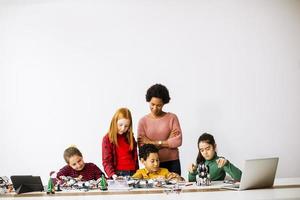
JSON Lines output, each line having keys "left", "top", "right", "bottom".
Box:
{"left": 10, "top": 175, "right": 44, "bottom": 194}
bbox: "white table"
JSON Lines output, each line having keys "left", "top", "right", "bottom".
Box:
{"left": 1, "top": 178, "right": 300, "bottom": 200}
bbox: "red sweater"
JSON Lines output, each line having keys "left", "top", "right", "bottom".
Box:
{"left": 102, "top": 134, "right": 139, "bottom": 178}
{"left": 115, "top": 134, "right": 136, "bottom": 170}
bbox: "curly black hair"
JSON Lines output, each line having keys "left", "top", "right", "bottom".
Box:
{"left": 139, "top": 144, "right": 159, "bottom": 160}
{"left": 145, "top": 84, "right": 171, "bottom": 104}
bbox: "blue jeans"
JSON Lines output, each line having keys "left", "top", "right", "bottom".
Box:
{"left": 116, "top": 170, "right": 136, "bottom": 177}
{"left": 160, "top": 159, "right": 181, "bottom": 175}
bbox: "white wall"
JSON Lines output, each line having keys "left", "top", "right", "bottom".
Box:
{"left": 1, "top": 0, "right": 300, "bottom": 184}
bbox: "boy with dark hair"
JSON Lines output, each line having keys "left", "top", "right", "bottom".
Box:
{"left": 132, "top": 144, "right": 184, "bottom": 181}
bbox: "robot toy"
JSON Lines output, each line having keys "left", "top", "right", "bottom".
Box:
{"left": 196, "top": 163, "right": 211, "bottom": 186}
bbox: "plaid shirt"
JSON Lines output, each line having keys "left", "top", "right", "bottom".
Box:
{"left": 56, "top": 163, "right": 104, "bottom": 181}
{"left": 102, "top": 134, "right": 139, "bottom": 178}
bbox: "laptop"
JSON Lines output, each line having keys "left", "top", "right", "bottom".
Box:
{"left": 222, "top": 157, "right": 279, "bottom": 191}
{"left": 10, "top": 175, "right": 44, "bottom": 194}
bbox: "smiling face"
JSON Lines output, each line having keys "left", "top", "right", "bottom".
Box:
{"left": 117, "top": 118, "right": 130, "bottom": 135}
{"left": 199, "top": 141, "right": 216, "bottom": 161}
{"left": 68, "top": 155, "right": 85, "bottom": 171}
{"left": 149, "top": 97, "right": 164, "bottom": 117}
{"left": 142, "top": 152, "right": 160, "bottom": 173}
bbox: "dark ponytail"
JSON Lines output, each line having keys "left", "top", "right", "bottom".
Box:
{"left": 196, "top": 133, "right": 216, "bottom": 165}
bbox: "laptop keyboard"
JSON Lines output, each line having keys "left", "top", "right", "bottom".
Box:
{"left": 226, "top": 184, "right": 240, "bottom": 189}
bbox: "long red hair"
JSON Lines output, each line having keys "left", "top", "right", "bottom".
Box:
{"left": 108, "top": 108, "right": 134, "bottom": 150}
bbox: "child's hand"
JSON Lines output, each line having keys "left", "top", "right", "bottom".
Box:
{"left": 112, "top": 174, "right": 118, "bottom": 180}
{"left": 169, "top": 129, "right": 180, "bottom": 138}
{"left": 166, "top": 172, "right": 179, "bottom": 180}
{"left": 216, "top": 158, "right": 227, "bottom": 168}
{"left": 167, "top": 173, "right": 185, "bottom": 182}
{"left": 75, "top": 175, "right": 83, "bottom": 181}
{"left": 188, "top": 163, "right": 197, "bottom": 173}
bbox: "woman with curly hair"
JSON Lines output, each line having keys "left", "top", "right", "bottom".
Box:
{"left": 137, "top": 84, "right": 182, "bottom": 175}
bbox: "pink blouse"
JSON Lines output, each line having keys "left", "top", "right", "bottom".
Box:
{"left": 137, "top": 112, "right": 182, "bottom": 162}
